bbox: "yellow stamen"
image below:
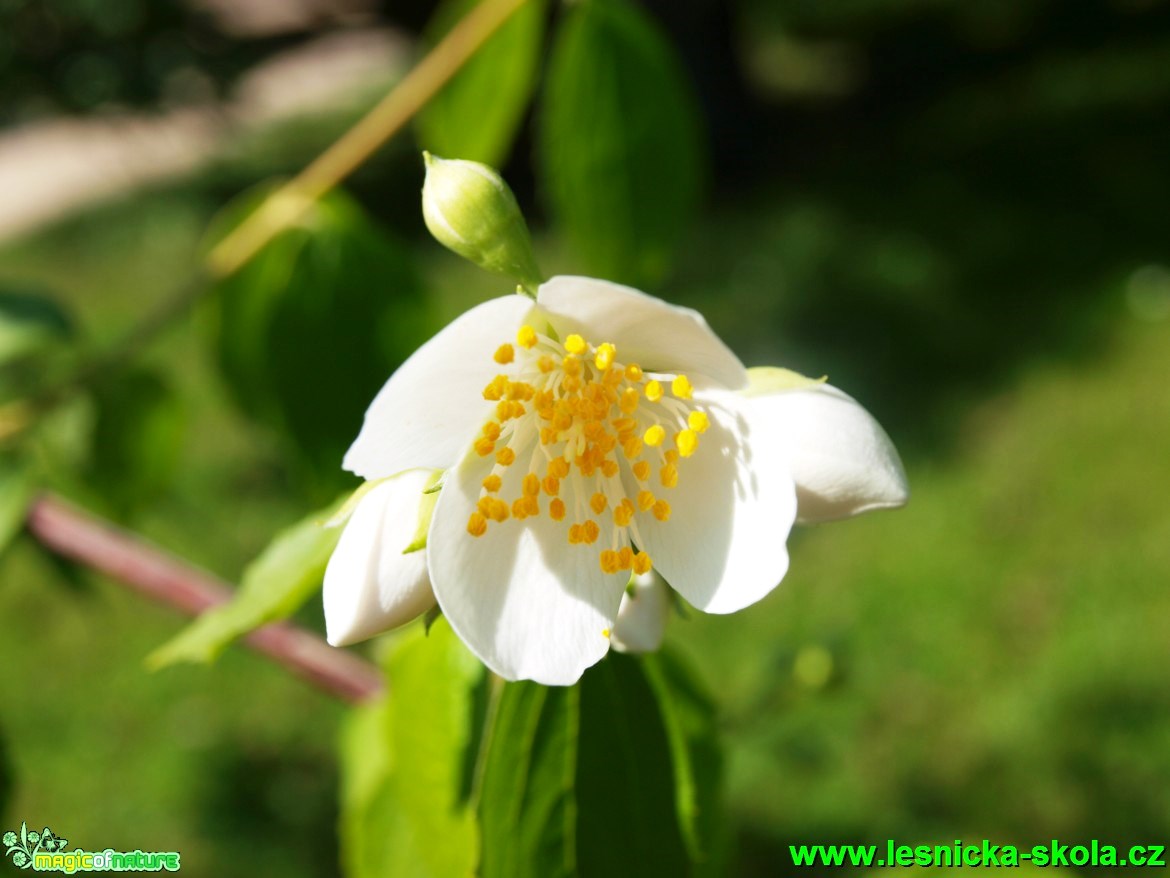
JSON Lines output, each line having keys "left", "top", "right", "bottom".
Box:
{"left": 625, "top": 363, "right": 643, "bottom": 382}
{"left": 482, "top": 474, "right": 502, "bottom": 492}
{"left": 594, "top": 343, "right": 616, "bottom": 371}
{"left": 550, "top": 498, "right": 566, "bottom": 521}
{"left": 542, "top": 475, "right": 560, "bottom": 496}
{"left": 633, "top": 551, "right": 652, "bottom": 575}
{"left": 653, "top": 499, "right": 672, "bottom": 521}
{"left": 590, "top": 493, "right": 608, "bottom": 514}
{"left": 676, "top": 429, "right": 699, "bottom": 458}
{"left": 688, "top": 410, "right": 710, "bottom": 434}
{"left": 517, "top": 325, "right": 538, "bottom": 349}
{"left": 632, "top": 460, "right": 651, "bottom": 481}
{"left": 619, "top": 387, "right": 640, "bottom": 414}
{"left": 467, "top": 513, "right": 487, "bottom": 536}
{"left": 617, "top": 547, "right": 633, "bottom": 570}
{"left": 482, "top": 421, "right": 501, "bottom": 441}
{"left": 582, "top": 520, "right": 600, "bottom": 544}
{"left": 474, "top": 437, "right": 495, "bottom": 457}
{"left": 672, "top": 374, "right": 693, "bottom": 399}
{"left": 488, "top": 499, "right": 510, "bottom": 522}
{"left": 494, "top": 344, "right": 515, "bottom": 365}
{"left": 523, "top": 473, "right": 540, "bottom": 497}
{"left": 643, "top": 425, "right": 666, "bottom": 447}
{"left": 564, "top": 334, "right": 588, "bottom": 355}
{"left": 495, "top": 447, "right": 515, "bottom": 466}
{"left": 599, "top": 550, "right": 620, "bottom": 574}
{"left": 637, "top": 490, "right": 656, "bottom": 511}
{"left": 538, "top": 355, "right": 556, "bottom": 373}
{"left": 644, "top": 380, "right": 663, "bottom": 402}
{"left": 660, "top": 464, "right": 678, "bottom": 488}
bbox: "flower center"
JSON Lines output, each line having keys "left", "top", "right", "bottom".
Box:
{"left": 464, "top": 325, "right": 709, "bottom": 576}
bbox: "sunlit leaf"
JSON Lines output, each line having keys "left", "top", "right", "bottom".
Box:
{"left": 539, "top": 0, "right": 704, "bottom": 287}
{"left": 148, "top": 497, "right": 343, "bottom": 667}
{"left": 339, "top": 619, "right": 482, "bottom": 878}
{"left": 0, "top": 455, "right": 35, "bottom": 558}
{"left": 479, "top": 653, "right": 715, "bottom": 876}
{"left": 417, "top": 0, "right": 546, "bottom": 166}
{"left": 88, "top": 368, "right": 185, "bottom": 515}
{"left": 206, "top": 187, "right": 430, "bottom": 479}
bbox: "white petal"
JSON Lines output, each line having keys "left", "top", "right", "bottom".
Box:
{"left": 324, "top": 471, "right": 437, "bottom": 647}
{"left": 635, "top": 390, "right": 797, "bottom": 614}
{"left": 749, "top": 382, "right": 909, "bottom": 523}
{"left": 536, "top": 276, "right": 747, "bottom": 389}
{"left": 611, "top": 571, "right": 671, "bottom": 654}
{"left": 426, "top": 444, "right": 627, "bottom": 685}
{"left": 343, "top": 294, "right": 536, "bottom": 479}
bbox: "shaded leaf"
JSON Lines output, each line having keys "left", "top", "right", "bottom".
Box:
{"left": 339, "top": 619, "right": 482, "bottom": 878}
{"left": 148, "top": 497, "right": 343, "bottom": 667}
{"left": 539, "top": 0, "right": 704, "bottom": 287}
{"left": 0, "top": 455, "right": 35, "bottom": 559}
{"left": 88, "top": 368, "right": 185, "bottom": 515}
{"left": 206, "top": 188, "right": 429, "bottom": 478}
{"left": 0, "top": 288, "right": 72, "bottom": 369}
{"left": 417, "top": 0, "right": 546, "bottom": 167}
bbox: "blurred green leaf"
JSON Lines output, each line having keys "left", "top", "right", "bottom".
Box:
{"left": 417, "top": 0, "right": 546, "bottom": 166}
{"left": 643, "top": 651, "right": 727, "bottom": 874}
{"left": 539, "top": 0, "right": 704, "bottom": 287}
{"left": 0, "top": 728, "right": 11, "bottom": 816}
{"left": 0, "top": 455, "right": 35, "bottom": 559}
{"left": 0, "top": 288, "right": 72, "bottom": 369}
{"left": 480, "top": 653, "right": 710, "bottom": 877}
{"left": 339, "top": 619, "right": 482, "bottom": 878}
{"left": 207, "top": 188, "right": 429, "bottom": 479}
{"left": 148, "top": 497, "right": 343, "bottom": 667}
{"left": 87, "top": 368, "right": 185, "bottom": 515}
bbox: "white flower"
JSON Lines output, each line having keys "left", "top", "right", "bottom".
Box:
{"left": 324, "top": 276, "right": 908, "bottom": 685}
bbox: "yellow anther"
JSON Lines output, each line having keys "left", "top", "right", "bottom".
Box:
{"left": 613, "top": 499, "right": 635, "bottom": 527}
{"left": 494, "top": 344, "right": 515, "bottom": 364}
{"left": 568, "top": 524, "right": 583, "bottom": 544}
{"left": 517, "top": 325, "right": 538, "bottom": 349}
{"left": 632, "top": 460, "right": 651, "bottom": 481}
{"left": 601, "top": 459, "right": 620, "bottom": 478}
{"left": 549, "top": 458, "right": 570, "bottom": 479}
{"left": 637, "top": 490, "right": 656, "bottom": 511}
{"left": 625, "top": 363, "right": 643, "bottom": 382}
{"left": 590, "top": 493, "right": 608, "bottom": 514}
{"left": 660, "top": 464, "right": 679, "bottom": 488}
{"left": 653, "top": 499, "right": 672, "bottom": 521}
{"left": 598, "top": 433, "right": 617, "bottom": 454}
{"left": 594, "top": 343, "right": 616, "bottom": 371}
{"left": 562, "top": 355, "right": 582, "bottom": 377}
{"left": 582, "top": 520, "right": 600, "bottom": 544}
{"left": 676, "top": 429, "right": 699, "bottom": 458}
{"left": 672, "top": 374, "right": 693, "bottom": 399}
{"left": 550, "top": 498, "right": 566, "bottom": 521}
{"left": 483, "top": 421, "right": 502, "bottom": 441}
{"left": 617, "top": 547, "right": 633, "bottom": 570}
{"left": 565, "top": 334, "right": 588, "bottom": 355}
{"left": 664, "top": 449, "right": 679, "bottom": 464}
{"left": 523, "top": 473, "right": 540, "bottom": 497}
{"left": 474, "top": 437, "right": 495, "bottom": 457}
{"left": 542, "top": 475, "right": 560, "bottom": 496}
{"left": 496, "top": 400, "right": 512, "bottom": 421}
{"left": 563, "top": 375, "right": 582, "bottom": 394}
{"left": 477, "top": 496, "right": 494, "bottom": 516}
{"left": 553, "top": 410, "right": 573, "bottom": 431}
{"left": 467, "top": 512, "right": 487, "bottom": 537}
{"left": 633, "top": 551, "right": 652, "bottom": 575}
{"left": 584, "top": 420, "right": 606, "bottom": 441}
{"left": 512, "top": 498, "right": 529, "bottom": 519}
{"left": 611, "top": 417, "right": 637, "bottom": 433}
{"left": 600, "top": 550, "right": 620, "bottom": 574}
{"left": 482, "top": 474, "right": 502, "bottom": 492}
{"left": 482, "top": 375, "right": 508, "bottom": 401}
{"left": 622, "top": 436, "right": 644, "bottom": 459}
{"left": 643, "top": 425, "right": 666, "bottom": 447}
{"left": 604, "top": 366, "right": 624, "bottom": 386}
{"left": 540, "top": 427, "right": 557, "bottom": 445}
{"left": 496, "top": 447, "right": 516, "bottom": 466}
{"left": 645, "top": 380, "right": 663, "bottom": 402}
{"left": 688, "top": 410, "right": 710, "bottom": 434}
{"left": 619, "top": 387, "right": 640, "bottom": 414}
{"left": 538, "top": 355, "right": 556, "bottom": 373}
{"left": 509, "top": 401, "right": 526, "bottom": 419}
{"left": 488, "top": 499, "right": 510, "bottom": 522}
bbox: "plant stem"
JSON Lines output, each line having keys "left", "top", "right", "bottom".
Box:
{"left": 26, "top": 492, "right": 383, "bottom": 704}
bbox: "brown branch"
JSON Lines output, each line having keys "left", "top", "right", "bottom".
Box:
{"left": 26, "top": 492, "right": 383, "bottom": 705}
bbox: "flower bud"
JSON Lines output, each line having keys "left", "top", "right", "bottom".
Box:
{"left": 422, "top": 152, "right": 543, "bottom": 293}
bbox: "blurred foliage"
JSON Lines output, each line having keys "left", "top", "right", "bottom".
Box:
{"left": 206, "top": 187, "right": 429, "bottom": 489}
{"left": 416, "top": 0, "right": 546, "bottom": 167}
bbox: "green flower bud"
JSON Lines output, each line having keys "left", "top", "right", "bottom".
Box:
{"left": 421, "top": 152, "right": 543, "bottom": 294}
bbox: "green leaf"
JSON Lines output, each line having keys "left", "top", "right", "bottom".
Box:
{"left": 206, "top": 187, "right": 430, "bottom": 478}
{"left": 87, "top": 368, "right": 185, "bottom": 515}
{"left": 478, "top": 681, "right": 579, "bottom": 878}
{"left": 0, "top": 288, "right": 72, "bottom": 368}
{"left": 339, "top": 619, "right": 483, "bottom": 878}
{"left": 416, "top": 0, "right": 546, "bottom": 167}
{"left": 478, "top": 653, "right": 719, "bottom": 877}
{"left": 539, "top": 0, "right": 704, "bottom": 287}
{"left": 148, "top": 497, "right": 344, "bottom": 667}
{"left": 0, "top": 455, "right": 35, "bottom": 559}
{"left": 0, "top": 727, "right": 12, "bottom": 816}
